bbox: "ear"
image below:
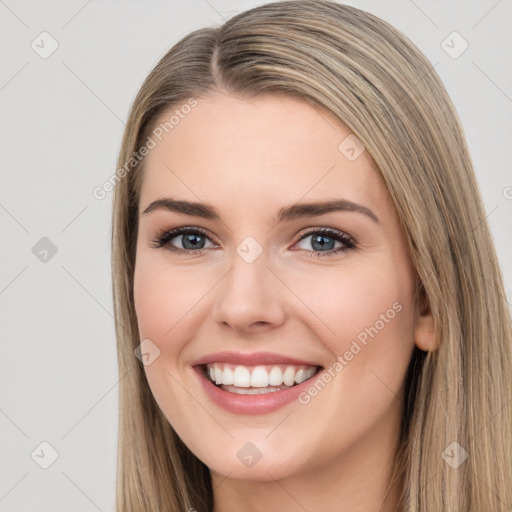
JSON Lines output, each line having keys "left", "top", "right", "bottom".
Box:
{"left": 414, "top": 287, "right": 438, "bottom": 352}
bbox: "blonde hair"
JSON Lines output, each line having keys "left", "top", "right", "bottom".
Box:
{"left": 111, "top": 1, "right": 512, "bottom": 510}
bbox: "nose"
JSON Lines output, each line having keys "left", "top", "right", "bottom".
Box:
{"left": 212, "top": 250, "right": 287, "bottom": 334}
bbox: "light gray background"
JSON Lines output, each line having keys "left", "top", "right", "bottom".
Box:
{"left": 1, "top": 1, "right": 510, "bottom": 510}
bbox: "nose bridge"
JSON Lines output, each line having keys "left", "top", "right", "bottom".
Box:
{"left": 212, "top": 239, "right": 286, "bottom": 330}
{"left": 225, "top": 244, "right": 272, "bottom": 305}
{"left": 230, "top": 243, "right": 268, "bottom": 293}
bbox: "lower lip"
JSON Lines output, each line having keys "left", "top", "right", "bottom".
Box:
{"left": 194, "top": 366, "right": 320, "bottom": 415}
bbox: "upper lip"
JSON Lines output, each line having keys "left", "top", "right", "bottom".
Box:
{"left": 190, "top": 351, "right": 322, "bottom": 368}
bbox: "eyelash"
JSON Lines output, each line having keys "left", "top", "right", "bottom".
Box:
{"left": 150, "top": 226, "right": 357, "bottom": 258}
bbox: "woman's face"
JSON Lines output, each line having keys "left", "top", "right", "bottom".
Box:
{"left": 134, "top": 92, "right": 431, "bottom": 482}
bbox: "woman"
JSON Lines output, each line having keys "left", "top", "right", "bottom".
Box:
{"left": 111, "top": 1, "right": 512, "bottom": 510}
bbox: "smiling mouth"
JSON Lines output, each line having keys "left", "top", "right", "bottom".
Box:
{"left": 201, "top": 362, "right": 322, "bottom": 395}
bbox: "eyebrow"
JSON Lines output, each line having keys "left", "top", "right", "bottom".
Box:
{"left": 142, "top": 197, "right": 379, "bottom": 224}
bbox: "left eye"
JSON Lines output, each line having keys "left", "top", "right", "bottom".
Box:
{"left": 293, "top": 229, "right": 356, "bottom": 257}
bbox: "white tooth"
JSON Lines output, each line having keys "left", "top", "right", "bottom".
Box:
{"left": 214, "top": 365, "right": 223, "bottom": 385}
{"left": 223, "top": 366, "right": 234, "bottom": 385}
{"left": 268, "top": 366, "right": 283, "bottom": 386}
{"left": 304, "top": 366, "right": 316, "bottom": 379}
{"left": 251, "top": 366, "right": 269, "bottom": 387}
{"left": 294, "top": 368, "right": 306, "bottom": 384}
{"left": 208, "top": 365, "right": 215, "bottom": 382}
{"left": 233, "top": 365, "right": 251, "bottom": 387}
{"left": 283, "top": 366, "right": 296, "bottom": 386}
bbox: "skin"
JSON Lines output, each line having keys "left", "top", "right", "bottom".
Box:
{"left": 133, "top": 91, "right": 435, "bottom": 512}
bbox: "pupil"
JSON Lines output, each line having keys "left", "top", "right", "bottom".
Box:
{"left": 312, "top": 234, "right": 334, "bottom": 251}
{"left": 183, "top": 234, "right": 204, "bottom": 250}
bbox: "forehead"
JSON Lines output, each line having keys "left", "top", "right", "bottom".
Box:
{"left": 139, "top": 92, "right": 388, "bottom": 216}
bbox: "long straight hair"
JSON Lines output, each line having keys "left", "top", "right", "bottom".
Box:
{"left": 111, "top": 1, "right": 512, "bottom": 510}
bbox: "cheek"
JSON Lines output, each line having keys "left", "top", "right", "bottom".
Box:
{"left": 296, "top": 263, "right": 413, "bottom": 344}
{"left": 133, "top": 259, "right": 201, "bottom": 345}
{"left": 133, "top": 261, "right": 194, "bottom": 422}
{"left": 133, "top": 258, "right": 211, "bottom": 407}
{"left": 277, "top": 266, "right": 416, "bottom": 464}
{"left": 292, "top": 261, "right": 416, "bottom": 395}
{"left": 133, "top": 261, "right": 188, "bottom": 406}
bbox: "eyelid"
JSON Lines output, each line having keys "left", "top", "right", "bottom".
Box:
{"left": 150, "top": 225, "right": 220, "bottom": 250}
{"left": 296, "top": 226, "right": 354, "bottom": 243}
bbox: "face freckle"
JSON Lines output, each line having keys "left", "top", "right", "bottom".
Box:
{"left": 133, "top": 91, "right": 423, "bottom": 486}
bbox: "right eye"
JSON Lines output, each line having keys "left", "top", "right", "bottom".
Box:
{"left": 151, "top": 226, "right": 217, "bottom": 254}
